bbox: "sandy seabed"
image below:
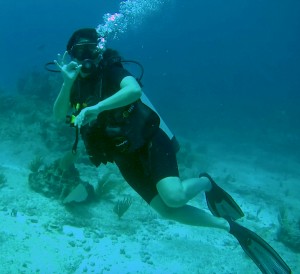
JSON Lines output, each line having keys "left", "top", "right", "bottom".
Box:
{"left": 0, "top": 95, "right": 299, "bottom": 274}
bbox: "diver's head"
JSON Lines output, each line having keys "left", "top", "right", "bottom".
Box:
{"left": 67, "top": 28, "right": 103, "bottom": 75}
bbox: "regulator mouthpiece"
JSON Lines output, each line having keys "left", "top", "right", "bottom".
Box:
{"left": 80, "top": 59, "right": 97, "bottom": 74}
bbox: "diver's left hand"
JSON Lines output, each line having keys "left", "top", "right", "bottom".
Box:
{"left": 74, "top": 105, "right": 100, "bottom": 128}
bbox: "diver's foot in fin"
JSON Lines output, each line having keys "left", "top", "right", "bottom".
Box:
{"left": 227, "top": 218, "right": 292, "bottom": 274}
{"left": 199, "top": 172, "right": 244, "bottom": 220}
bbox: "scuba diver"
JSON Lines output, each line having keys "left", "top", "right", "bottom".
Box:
{"left": 53, "top": 28, "right": 291, "bottom": 273}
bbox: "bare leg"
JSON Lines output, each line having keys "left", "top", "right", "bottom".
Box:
{"left": 182, "top": 177, "right": 212, "bottom": 196}
{"left": 156, "top": 176, "right": 211, "bottom": 208}
{"left": 150, "top": 195, "right": 229, "bottom": 231}
{"left": 153, "top": 176, "right": 230, "bottom": 231}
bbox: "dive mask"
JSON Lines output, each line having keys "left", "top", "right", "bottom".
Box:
{"left": 70, "top": 42, "right": 100, "bottom": 61}
{"left": 70, "top": 42, "right": 102, "bottom": 74}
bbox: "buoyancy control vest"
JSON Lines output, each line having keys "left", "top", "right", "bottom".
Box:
{"left": 69, "top": 56, "right": 161, "bottom": 166}
{"left": 45, "top": 51, "right": 179, "bottom": 166}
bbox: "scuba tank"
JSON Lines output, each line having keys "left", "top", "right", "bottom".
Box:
{"left": 141, "top": 92, "right": 179, "bottom": 153}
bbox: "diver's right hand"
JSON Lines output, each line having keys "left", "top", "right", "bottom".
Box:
{"left": 54, "top": 51, "right": 82, "bottom": 86}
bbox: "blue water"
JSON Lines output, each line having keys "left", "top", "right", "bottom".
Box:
{"left": 1, "top": 1, "right": 299, "bottom": 141}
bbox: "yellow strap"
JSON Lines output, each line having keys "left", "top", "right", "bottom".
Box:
{"left": 71, "top": 115, "right": 76, "bottom": 124}
{"left": 75, "top": 103, "right": 87, "bottom": 111}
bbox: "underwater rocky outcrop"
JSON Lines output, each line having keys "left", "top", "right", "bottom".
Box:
{"left": 277, "top": 206, "right": 300, "bottom": 252}
{"left": 28, "top": 156, "right": 89, "bottom": 202}
{"left": 0, "top": 172, "right": 7, "bottom": 188}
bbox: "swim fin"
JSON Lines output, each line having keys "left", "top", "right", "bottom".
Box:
{"left": 227, "top": 218, "right": 292, "bottom": 274}
{"left": 199, "top": 172, "right": 244, "bottom": 220}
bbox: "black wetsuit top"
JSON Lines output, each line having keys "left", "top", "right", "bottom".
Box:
{"left": 70, "top": 59, "right": 134, "bottom": 166}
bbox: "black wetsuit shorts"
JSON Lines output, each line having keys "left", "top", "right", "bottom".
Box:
{"left": 113, "top": 128, "right": 179, "bottom": 204}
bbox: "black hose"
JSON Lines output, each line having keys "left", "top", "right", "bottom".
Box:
{"left": 44, "top": 61, "right": 60, "bottom": 73}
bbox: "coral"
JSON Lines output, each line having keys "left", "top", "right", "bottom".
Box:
{"left": 177, "top": 141, "right": 196, "bottom": 167}
{"left": 277, "top": 206, "right": 300, "bottom": 252}
{"left": 16, "top": 70, "right": 60, "bottom": 101}
{"left": 28, "top": 155, "right": 44, "bottom": 173}
{"left": 0, "top": 172, "right": 7, "bottom": 188}
{"left": 0, "top": 94, "right": 18, "bottom": 114}
{"left": 94, "top": 172, "right": 118, "bottom": 200}
{"left": 113, "top": 197, "right": 133, "bottom": 219}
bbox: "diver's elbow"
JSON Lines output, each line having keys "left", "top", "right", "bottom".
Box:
{"left": 133, "top": 85, "right": 142, "bottom": 99}
{"left": 121, "top": 76, "right": 142, "bottom": 100}
{"left": 131, "top": 79, "right": 142, "bottom": 99}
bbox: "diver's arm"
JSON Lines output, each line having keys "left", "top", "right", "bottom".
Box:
{"left": 53, "top": 52, "right": 82, "bottom": 121}
{"left": 98, "top": 76, "right": 142, "bottom": 111}
{"left": 53, "top": 83, "right": 72, "bottom": 121}
{"left": 74, "top": 76, "right": 142, "bottom": 127}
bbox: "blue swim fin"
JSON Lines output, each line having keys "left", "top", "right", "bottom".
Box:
{"left": 199, "top": 172, "right": 244, "bottom": 220}
{"left": 227, "top": 218, "right": 292, "bottom": 274}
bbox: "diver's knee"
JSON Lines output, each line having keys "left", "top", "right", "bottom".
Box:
{"left": 156, "top": 177, "right": 187, "bottom": 208}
